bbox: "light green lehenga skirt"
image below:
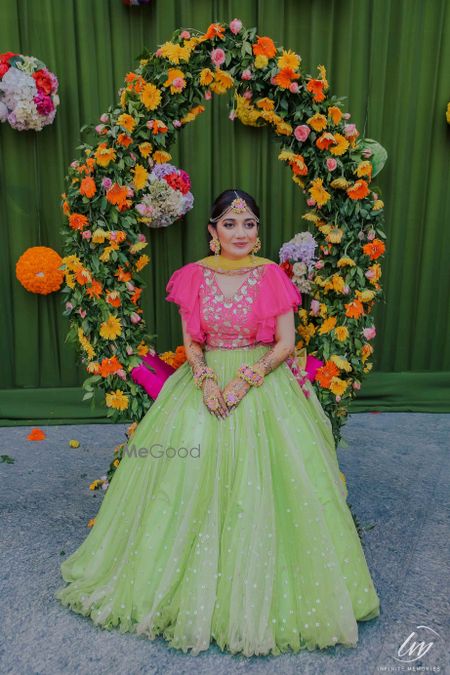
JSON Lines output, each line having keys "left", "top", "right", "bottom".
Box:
{"left": 55, "top": 344, "right": 380, "bottom": 657}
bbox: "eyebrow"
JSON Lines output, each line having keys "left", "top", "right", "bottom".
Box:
{"left": 222, "top": 217, "right": 256, "bottom": 221}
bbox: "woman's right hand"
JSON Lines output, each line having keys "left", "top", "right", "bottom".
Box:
{"left": 201, "top": 378, "right": 230, "bottom": 419}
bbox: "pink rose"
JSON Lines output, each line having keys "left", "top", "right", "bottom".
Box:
{"left": 100, "top": 113, "right": 109, "bottom": 123}
{"left": 289, "top": 82, "right": 299, "bottom": 93}
{"left": 352, "top": 381, "right": 361, "bottom": 390}
{"left": 372, "top": 192, "right": 378, "bottom": 200}
{"left": 326, "top": 157, "right": 337, "bottom": 171}
{"left": 365, "top": 269, "right": 376, "bottom": 280}
{"left": 78, "top": 309, "right": 87, "bottom": 319}
{"left": 173, "top": 119, "right": 182, "bottom": 127}
{"left": 95, "top": 124, "right": 105, "bottom": 134}
{"left": 70, "top": 161, "right": 78, "bottom": 168}
{"left": 126, "top": 281, "right": 135, "bottom": 291}
{"left": 306, "top": 197, "right": 316, "bottom": 206}
{"left": 127, "top": 187, "right": 134, "bottom": 197}
{"left": 344, "top": 123, "right": 357, "bottom": 137}
{"left": 241, "top": 69, "right": 252, "bottom": 81}
{"left": 130, "top": 312, "right": 142, "bottom": 324}
{"left": 229, "top": 110, "right": 237, "bottom": 121}
{"left": 126, "top": 345, "right": 134, "bottom": 355}
{"left": 65, "top": 302, "right": 73, "bottom": 311}
{"left": 310, "top": 299, "right": 321, "bottom": 315}
{"left": 204, "top": 90, "right": 212, "bottom": 100}
{"left": 229, "top": 18, "right": 243, "bottom": 34}
{"left": 102, "top": 177, "right": 112, "bottom": 190}
{"left": 210, "top": 48, "right": 226, "bottom": 67}
{"left": 173, "top": 76, "right": 185, "bottom": 89}
{"left": 294, "top": 125, "right": 310, "bottom": 142}
{"left": 116, "top": 369, "right": 127, "bottom": 380}
{"left": 335, "top": 395, "right": 341, "bottom": 402}
{"left": 146, "top": 120, "right": 154, "bottom": 129}
{"left": 180, "top": 30, "right": 191, "bottom": 39}
{"left": 363, "top": 326, "right": 377, "bottom": 340}
{"left": 315, "top": 260, "right": 325, "bottom": 269}
{"left": 343, "top": 112, "right": 351, "bottom": 120}
{"left": 243, "top": 90, "right": 253, "bottom": 100}
{"left": 81, "top": 230, "right": 92, "bottom": 240}
{"left": 155, "top": 48, "right": 163, "bottom": 57}
{"left": 367, "top": 230, "right": 376, "bottom": 241}
{"left": 137, "top": 233, "right": 147, "bottom": 242}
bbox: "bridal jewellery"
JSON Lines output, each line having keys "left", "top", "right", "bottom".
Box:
{"left": 237, "top": 363, "right": 265, "bottom": 387}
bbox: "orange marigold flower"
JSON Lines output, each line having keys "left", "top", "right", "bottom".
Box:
{"left": 117, "top": 132, "right": 133, "bottom": 148}
{"left": 69, "top": 213, "right": 89, "bottom": 231}
{"left": 316, "top": 132, "right": 337, "bottom": 151}
{"left": 27, "top": 428, "right": 46, "bottom": 441}
{"left": 130, "top": 287, "right": 143, "bottom": 303}
{"left": 106, "top": 183, "right": 129, "bottom": 208}
{"left": 85, "top": 279, "right": 103, "bottom": 299}
{"left": 256, "top": 97, "right": 275, "bottom": 111}
{"left": 315, "top": 361, "right": 340, "bottom": 388}
{"left": 273, "top": 67, "right": 300, "bottom": 89}
{"left": 99, "top": 355, "right": 123, "bottom": 378}
{"left": 252, "top": 36, "right": 277, "bottom": 58}
{"left": 201, "top": 23, "right": 225, "bottom": 41}
{"left": 345, "top": 298, "right": 364, "bottom": 319}
{"left": 106, "top": 290, "right": 121, "bottom": 307}
{"left": 363, "top": 239, "right": 385, "bottom": 260}
{"left": 328, "top": 105, "right": 343, "bottom": 125}
{"left": 79, "top": 176, "right": 96, "bottom": 198}
{"left": 115, "top": 266, "right": 132, "bottom": 282}
{"left": 306, "top": 78, "right": 325, "bottom": 102}
{"left": 75, "top": 268, "right": 92, "bottom": 285}
{"left": 347, "top": 179, "right": 370, "bottom": 200}
{"left": 148, "top": 120, "right": 168, "bottom": 135}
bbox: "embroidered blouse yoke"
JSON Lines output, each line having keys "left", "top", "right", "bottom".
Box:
{"left": 166, "top": 261, "right": 302, "bottom": 349}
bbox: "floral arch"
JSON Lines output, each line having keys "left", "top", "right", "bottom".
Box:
{"left": 60, "top": 19, "right": 386, "bottom": 448}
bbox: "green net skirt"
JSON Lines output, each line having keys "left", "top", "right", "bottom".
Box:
{"left": 55, "top": 344, "right": 380, "bottom": 657}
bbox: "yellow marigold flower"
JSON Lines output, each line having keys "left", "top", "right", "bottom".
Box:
{"left": 330, "top": 377, "right": 349, "bottom": 396}
{"left": 298, "top": 322, "right": 316, "bottom": 342}
{"left": 117, "top": 113, "right": 136, "bottom": 133}
{"left": 87, "top": 518, "right": 96, "bottom": 528}
{"left": 319, "top": 303, "right": 328, "bottom": 318}
{"left": 136, "top": 254, "right": 150, "bottom": 271}
{"left": 256, "top": 97, "right": 275, "bottom": 111}
{"left": 139, "top": 142, "right": 153, "bottom": 158}
{"left": 298, "top": 308, "right": 309, "bottom": 324}
{"left": 100, "top": 314, "right": 122, "bottom": 340}
{"left": 302, "top": 212, "right": 321, "bottom": 223}
{"left": 307, "top": 113, "right": 328, "bottom": 132}
{"left": 141, "top": 83, "right": 162, "bottom": 110}
{"left": 363, "top": 363, "right": 373, "bottom": 374}
{"left": 120, "top": 89, "right": 127, "bottom": 109}
{"left": 329, "top": 133, "right": 350, "bottom": 156}
{"left": 356, "top": 160, "right": 372, "bottom": 178}
{"left": 368, "top": 263, "right": 382, "bottom": 283}
{"left": 99, "top": 245, "right": 115, "bottom": 262}
{"left": 328, "top": 105, "right": 343, "bottom": 125}
{"left": 334, "top": 325, "right": 349, "bottom": 341}
{"left": 199, "top": 67, "right": 214, "bottom": 86}
{"left": 91, "top": 228, "right": 107, "bottom": 244}
{"left": 164, "top": 67, "right": 186, "bottom": 94}
{"left": 78, "top": 327, "right": 96, "bottom": 360}
{"left": 86, "top": 361, "right": 100, "bottom": 374}
{"left": 319, "top": 316, "right": 337, "bottom": 334}
{"left": 133, "top": 164, "right": 148, "bottom": 191}
{"left": 309, "top": 177, "right": 331, "bottom": 206}
{"left": 69, "top": 439, "right": 80, "bottom": 448}
{"left": 113, "top": 458, "right": 120, "bottom": 467}
{"left": 277, "top": 49, "right": 301, "bottom": 71}
{"left": 254, "top": 54, "right": 269, "bottom": 69}
{"left": 95, "top": 143, "right": 116, "bottom": 167}
{"left": 330, "top": 177, "right": 350, "bottom": 189}
{"left": 159, "top": 41, "right": 191, "bottom": 64}
{"left": 337, "top": 256, "right": 356, "bottom": 267}
{"left": 373, "top": 199, "right": 384, "bottom": 210}
{"left": 327, "top": 227, "right": 344, "bottom": 244}
{"left": 234, "top": 94, "right": 262, "bottom": 127}
{"left": 330, "top": 355, "right": 352, "bottom": 372}
{"left": 210, "top": 69, "right": 234, "bottom": 95}
{"left": 106, "top": 390, "right": 129, "bottom": 411}
{"left": 61, "top": 254, "right": 82, "bottom": 272}
{"left": 129, "top": 241, "right": 148, "bottom": 254}
{"left": 317, "top": 64, "right": 329, "bottom": 89}
{"left": 64, "top": 271, "right": 75, "bottom": 288}
{"left": 275, "top": 121, "right": 293, "bottom": 136}
{"left": 356, "top": 289, "right": 376, "bottom": 303}
{"left": 153, "top": 150, "right": 172, "bottom": 163}
{"left": 89, "top": 479, "right": 101, "bottom": 490}
{"left": 331, "top": 274, "right": 345, "bottom": 292}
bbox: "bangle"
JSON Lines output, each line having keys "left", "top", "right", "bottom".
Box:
{"left": 193, "top": 365, "right": 218, "bottom": 389}
{"left": 237, "top": 363, "right": 265, "bottom": 387}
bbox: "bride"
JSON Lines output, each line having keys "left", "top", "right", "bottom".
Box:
{"left": 55, "top": 188, "right": 380, "bottom": 657}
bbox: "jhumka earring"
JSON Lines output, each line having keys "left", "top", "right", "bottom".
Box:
{"left": 251, "top": 236, "right": 261, "bottom": 255}
{"left": 209, "top": 234, "right": 221, "bottom": 256}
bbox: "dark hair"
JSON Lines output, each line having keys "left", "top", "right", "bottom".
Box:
{"left": 206, "top": 188, "right": 260, "bottom": 252}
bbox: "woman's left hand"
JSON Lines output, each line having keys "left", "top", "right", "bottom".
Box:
{"left": 222, "top": 376, "right": 251, "bottom": 410}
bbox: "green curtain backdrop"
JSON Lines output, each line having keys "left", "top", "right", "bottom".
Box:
{"left": 0, "top": 0, "right": 449, "bottom": 424}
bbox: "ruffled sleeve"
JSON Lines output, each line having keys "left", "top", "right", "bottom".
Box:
{"left": 165, "top": 262, "right": 206, "bottom": 344}
{"left": 252, "top": 263, "right": 302, "bottom": 343}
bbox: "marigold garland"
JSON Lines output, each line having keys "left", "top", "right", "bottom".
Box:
{"left": 60, "top": 19, "right": 386, "bottom": 447}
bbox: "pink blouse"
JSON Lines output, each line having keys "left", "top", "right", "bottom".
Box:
{"left": 165, "top": 261, "right": 302, "bottom": 349}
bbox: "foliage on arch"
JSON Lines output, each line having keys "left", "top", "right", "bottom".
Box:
{"left": 59, "top": 19, "right": 386, "bottom": 441}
